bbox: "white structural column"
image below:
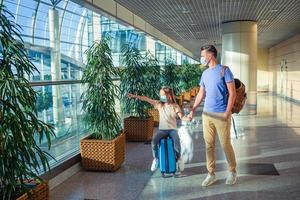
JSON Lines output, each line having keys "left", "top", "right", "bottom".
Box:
{"left": 49, "top": 8, "right": 63, "bottom": 125}
{"left": 221, "top": 21, "right": 257, "bottom": 114}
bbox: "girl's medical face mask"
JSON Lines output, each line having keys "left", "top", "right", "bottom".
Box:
{"left": 160, "top": 95, "right": 168, "bottom": 103}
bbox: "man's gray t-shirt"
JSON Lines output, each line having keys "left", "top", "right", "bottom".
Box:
{"left": 199, "top": 64, "right": 234, "bottom": 113}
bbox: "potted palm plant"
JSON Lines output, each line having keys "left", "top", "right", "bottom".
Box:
{"left": 161, "top": 59, "right": 180, "bottom": 94}
{"left": 178, "top": 62, "right": 194, "bottom": 101}
{"left": 192, "top": 64, "right": 203, "bottom": 95}
{"left": 0, "top": 4, "right": 54, "bottom": 200}
{"left": 80, "top": 37, "right": 125, "bottom": 172}
{"left": 144, "top": 52, "right": 160, "bottom": 126}
{"left": 188, "top": 64, "right": 202, "bottom": 97}
{"left": 120, "top": 45, "right": 155, "bottom": 142}
{"left": 178, "top": 62, "right": 203, "bottom": 101}
{"left": 160, "top": 59, "right": 183, "bottom": 107}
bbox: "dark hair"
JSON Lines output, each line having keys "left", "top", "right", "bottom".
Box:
{"left": 200, "top": 45, "right": 217, "bottom": 58}
{"left": 161, "top": 86, "right": 176, "bottom": 104}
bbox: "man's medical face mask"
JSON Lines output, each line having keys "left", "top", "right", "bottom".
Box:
{"left": 200, "top": 57, "right": 207, "bottom": 65}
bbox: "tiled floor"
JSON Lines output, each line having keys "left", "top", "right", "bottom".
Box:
{"left": 50, "top": 94, "right": 300, "bottom": 200}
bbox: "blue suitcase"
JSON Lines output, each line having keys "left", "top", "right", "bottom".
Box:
{"left": 159, "top": 136, "right": 177, "bottom": 177}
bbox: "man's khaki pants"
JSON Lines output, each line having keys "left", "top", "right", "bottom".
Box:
{"left": 202, "top": 112, "right": 237, "bottom": 174}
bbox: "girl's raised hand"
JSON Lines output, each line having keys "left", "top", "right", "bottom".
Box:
{"left": 127, "top": 93, "right": 135, "bottom": 99}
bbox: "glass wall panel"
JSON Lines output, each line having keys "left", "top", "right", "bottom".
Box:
{"left": 2, "top": 0, "right": 199, "bottom": 170}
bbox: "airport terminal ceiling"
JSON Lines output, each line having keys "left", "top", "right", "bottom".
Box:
{"left": 114, "top": 0, "right": 300, "bottom": 58}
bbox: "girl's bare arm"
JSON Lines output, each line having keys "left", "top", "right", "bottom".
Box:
{"left": 127, "top": 93, "right": 157, "bottom": 105}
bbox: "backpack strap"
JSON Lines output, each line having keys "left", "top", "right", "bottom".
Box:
{"left": 222, "top": 66, "right": 238, "bottom": 138}
{"left": 221, "top": 65, "right": 228, "bottom": 77}
{"left": 221, "top": 65, "right": 229, "bottom": 92}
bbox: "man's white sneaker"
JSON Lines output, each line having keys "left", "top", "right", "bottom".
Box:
{"left": 202, "top": 174, "right": 217, "bottom": 187}
{"left": 151, "top": 158, "right": 159, "bottom": 172}
{"left": 177, "top": 158, "right": 185, "bottom": 172}
{"left": 226, "top": 172, "right": 237, "bottom": 185}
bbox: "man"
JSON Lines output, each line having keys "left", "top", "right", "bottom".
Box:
{"left": 188, "top": 45, "right": 237, "bottom": 186}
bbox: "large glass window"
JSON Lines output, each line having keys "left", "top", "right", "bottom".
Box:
{"left": 3, "top": 0, "right": 199, "bottom": 170}
{"left": 100, "top": 16, "right": 147, "bottom": 67}
{"left": 33, "top": 83, "right": 87, "bottom": 165}
{"left": 155, "top": 41, "right": 166, "bottom": 65}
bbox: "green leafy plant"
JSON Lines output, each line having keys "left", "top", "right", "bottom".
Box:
{"left": 0, "top": 5, "right": 55, "bottom": 200}
{"left": 143, "top": 51, "right": 160, "bottom": 101}
{"left": 36, "top": 91, "right": 53, "bottom": 113}
{"left": 178, "top": 62, "right": 193, "bottom": 92}
{"left": 178, "top": 62, "right": 202, "bottom": 92}
{"left": 160, "top": 58, "right": 180, "bottom": 95}
{"left": 120, "top": 45, "right": 158, "bottom": 119}
{"left": 81, "top": 38, "right": 122, "bottom": 140}
{"left": 189, "top": 64, "right": 203, "bottom": 88}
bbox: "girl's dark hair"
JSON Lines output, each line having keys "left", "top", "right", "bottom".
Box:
{"left": 161, "top": 86, "right": 176, "bottom": 104}
{"left": 201, "top": 45, "right": 218, "bottom": 58}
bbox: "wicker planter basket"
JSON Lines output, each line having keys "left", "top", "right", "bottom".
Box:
{"left": 176, "top": 94, "right": 183, "bottom": 108}
{"left": 183, "top": 91, "right": 191, "bottom": 101}
{"left": 196, "top": 86, "right": 200, "bottom": 93}
{"left": 196, "top": 87, "right": 199, "bottom": 94}
{"left": 17, "top": 181, "right": 49, "bottom": 200}
{"left": 194, "top": 88, "right": 198, "bottom": 96}
{"left": 190, "top": 88, "right": 197, "bottom": 97}
{"left": 80, "top": 132, "right": 125, "bottom": 171}
{"left": 124, "top": 117, "right": 154, "bottom": 142}
{"left": 148, "top": 109, "right": 159, "bottom": 126}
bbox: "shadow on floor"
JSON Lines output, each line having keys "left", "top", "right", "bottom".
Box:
{"left": 179, "top": 162, "right": 279, "bottom": 178}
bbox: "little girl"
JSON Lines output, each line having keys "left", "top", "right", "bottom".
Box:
{"left": 128, "top": 86, "right": 188, "bottom": 172}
